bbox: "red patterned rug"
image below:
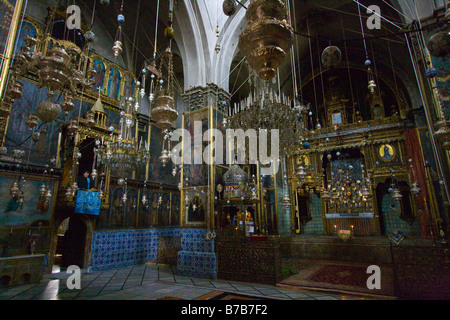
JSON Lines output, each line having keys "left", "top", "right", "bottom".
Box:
{"left": 279, "top": 259, "right": 396, "bottom": 298}
{"left": 307, "top": 265, "right": 369, "bottom": 287}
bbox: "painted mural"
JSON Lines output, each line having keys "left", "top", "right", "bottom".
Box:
{"left": 93, "top": 59, "right": 106, "bottom": 92}
{"left": 6, "top": 80, "right": 95, "bottom": 167}
{"left": 107, "top": 68, "right": 121, "bottom": 100}
{"left": 123, "top": 75, "right": 135, "bottom": 98}
{"left": 16, "top": 21, "right": 38, "bottom": 54}
{"left": 0, "top": 177, "right": 54, "bottom": 227}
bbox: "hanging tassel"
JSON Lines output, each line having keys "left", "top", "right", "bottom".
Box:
{"left": 35, "top": 127, "right": 48, "bottom": 154}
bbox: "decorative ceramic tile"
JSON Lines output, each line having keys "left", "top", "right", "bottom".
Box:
{"left": 90, "top": 228, "right": 216, "bottom": 279}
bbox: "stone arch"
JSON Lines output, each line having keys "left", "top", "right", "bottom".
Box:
{"left": 212, "top": 1, "right": 249, "bottom": 91}
{"left": 46, "top": 212, "right": 95, "bottom": 273}
{"left": 174, "top": 0, "right": 207, "bottom": 90}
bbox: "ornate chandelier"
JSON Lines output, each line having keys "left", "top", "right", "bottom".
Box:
{"left": 9, "top": 35, "right": 95, "bottom": 124}
{"left": 229, "top": 77, "right": 304, "bottom": 156}
{"left": 238, "top": 0, "right": 294, "bottom": 81}
{"left": 151, "top": 47, "right": 179, "bottom": 132}
{"left": 97, "top": 94, "right": 150, "bottom": 178}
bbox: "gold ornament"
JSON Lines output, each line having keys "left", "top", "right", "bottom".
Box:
{"left": 35, "top": 100, "right": 61, "bottom": 123}
{"left": 238, "top": 0, "right": 293, "bottom": 80}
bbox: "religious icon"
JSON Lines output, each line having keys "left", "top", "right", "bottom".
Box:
{"left": 93, "top": 60, "right": 106, "bottom": 91}
{"left": 332, "top": 112, "right": 343, "bottom": 125}
{"left": 108, "top": 68, "right": 121, "bottom": 100}
{"left": 379, "top": 144, "right": 395, "bottom": 161}
{"left": 296, "top": 155, "right": 310, "bottom": 167}
{"left": 187, "top": 194, "right": 205, "bottom": 223}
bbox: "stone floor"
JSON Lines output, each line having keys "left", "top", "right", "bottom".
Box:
{"left": 0, "top": 263, "right": 378, "bottom": 300}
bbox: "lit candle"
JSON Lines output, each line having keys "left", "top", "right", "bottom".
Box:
{"left": 334, "top": 225, "right": 337, "bottom": 234}
{"left": 351, "top": 225, "right": 354, "bottom": 234}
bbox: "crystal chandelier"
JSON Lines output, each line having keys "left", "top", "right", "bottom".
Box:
{"left": 97, "top": 95, "right": 150, "bottom": 178}
{"left": 229, "top": 77, "right": 304, "bottom": 156}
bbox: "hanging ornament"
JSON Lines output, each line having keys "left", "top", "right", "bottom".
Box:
{"left": 31, "top": 131, "right": 40, "bottom": 143}
{"left": 85, "top": 30, "right": 95, "bottom": 43}
{"left": 35, "top": 127, "right": 48, "bottom": 154}
{"left": 151, "top": 48, "right": 179, "bottom": 130}
{"left": 223, "top": 0, "right": 237, "bottom": 16}
{"left": 238, "top": 0, "right": 293, "bottom": 80}
{"left": 91, "top": 169, "right": 98, "bottom": 180}
{"left": 35, "top": 100, "right": 61, "bottom": 123}
{"left": 411, "top": 182, "right": 421, "bottom": 195}
{"left": 39, "top": 183, "right": 46, "bottom": 196}
{"left": 321, "top": 46, "right": 342, "bottom": 68}
{"left": 25, "top": 113, "right": 38, "bottom": 130}
{"left": 392, "top": 188, "right": 403, "bottom": 201}
{"left": 67, "top": 119, "right": 79, "bottom": 135}
{"left": 10, "top": 182, "right": 19, "bottom": 196}
{"left": 159, "top": 149, "right": 170, "bottom": 167}
{"left": 113, "top": 6, "right": 125, "bottom": 57}
{"left": 368, "top": 80, "right": 377, "bottom": 94}
{"left": 65, "top": 186, "right": 73, "bottom": 198}
{"left": 60, "top": 94, "right": 75, "bottom": 114}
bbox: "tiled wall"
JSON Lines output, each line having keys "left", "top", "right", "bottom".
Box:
{"left": 381, "top": 194, "right": 420, "bottom": 237}
{"left": 177, "top": 229, "right": 217, "bottom": 279}
{"left": 89, "top": 228, "right": 217, "bottom": 279}
{"left": 302, "top": 194, "right": 324, "bottom": 235}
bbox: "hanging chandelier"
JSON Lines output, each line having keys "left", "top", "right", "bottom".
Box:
{"left": 6, "top": 34, "right": 95, "bottom": 124}
{"left": 151, "top": 47, "right": 179, "bottom": 132}
{"left": 229, "top": 76, "right": 304, "bottom": 156}
{"left": 238, "top": 0, "right": 294, "bottom": 81}
{"left": 97, "top": 95, "right": 150, "bottom": 178}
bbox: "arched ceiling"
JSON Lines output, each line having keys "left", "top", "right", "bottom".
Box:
{"left": 77, "top": 0, "right": 442, "bottom": 112}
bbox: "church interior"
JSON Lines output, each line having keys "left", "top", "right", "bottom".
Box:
{"left": 0, "top": 0, "right": 449, "bottom": 301}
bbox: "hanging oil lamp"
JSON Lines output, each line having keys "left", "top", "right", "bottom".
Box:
{"left": 113, "top": 5, "right": 125, "bottom": 57}
{"left": 159, "top": 149, "right": 170, "bottom": 167}
{"left": 238, "top": 0, "right": 293, "bottom": 80}
{"left": 71, "top": 181, "right": 78, "bottom": 196}
{"left": 392, "top": 188, "right": 403, "bottom": 201}
{"left": 60, "top": 94, "right": 75, "bottom": 114}
{"left": 10, "top": 182, "right": 20, "bottom": 196}
{"left": 121, "top": 193, "right": 128, "bottom": 204}
{"left": 25, "top": 113, "right": 38, "bottom": 130}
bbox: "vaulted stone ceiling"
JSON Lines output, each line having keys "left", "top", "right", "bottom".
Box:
{"left": 77, "top": 0, "right": 438, "bottom": 112}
